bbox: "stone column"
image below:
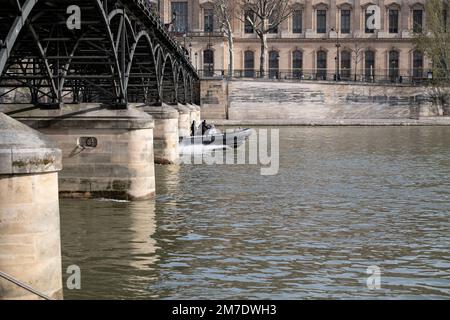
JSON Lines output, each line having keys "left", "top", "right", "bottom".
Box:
{"left": 330, "top": 0, "right": 337, "bottom": 30}
{"left": 0, "top": 113, "right": 63, "bottom": 300}
{"left": 175, "top": 104, "right": 192, "bottom": 137}
{"left": 132, "top": 103, "right": 180, "bottom": 165}
{"left": 305, "top": 1, "right": 313, "bottom": 36}
{"left": 9, "top": 104, "right": 156, "bottom": 201}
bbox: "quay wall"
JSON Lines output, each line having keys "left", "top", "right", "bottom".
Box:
{"left": 200, "top": 79, "right": 440, "bottom": 121}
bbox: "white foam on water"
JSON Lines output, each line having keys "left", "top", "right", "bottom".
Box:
{"left": 179, "top": 144, "right": 231, "bottom": 155}
{"left": 96, "top": 198, "right": 130, "bottom": 203}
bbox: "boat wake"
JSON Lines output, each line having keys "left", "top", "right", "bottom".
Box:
{"left": 179, "top": 144, "right": 231, "bottom": 155}
{"left": 96, "top": 198, "right": 131, "bottom": 203}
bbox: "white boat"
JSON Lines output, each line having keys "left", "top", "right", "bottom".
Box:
{"left": 179, "top": 126, "right": 252, "bottom": 149}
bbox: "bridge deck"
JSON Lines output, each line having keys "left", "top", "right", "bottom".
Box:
{"left": 0, "top": 0, "right": 199, "bottom": 107}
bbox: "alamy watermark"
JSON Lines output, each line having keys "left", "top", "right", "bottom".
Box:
{"left": 366, "top": 266, "right": 382, "bottom": 290}
{"left": 66, "top": 265, "right": 81, "bottom": 290}
{"left": 66, "top": 5, "right": 81, "bottom": 30}
{"left": 366, "top": 5, "right": 381, "bottom": 31}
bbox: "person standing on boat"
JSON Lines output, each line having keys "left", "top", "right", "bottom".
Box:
{"left": 201, "top": 120, "right": 208, "bottom": 135}
{"left": 191, "top": 120, "right": 197, "bottom": 136}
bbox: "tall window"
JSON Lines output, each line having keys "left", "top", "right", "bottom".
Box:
{"left": 341, "top": 51, "right": 351, "bottom": 79}
{"left": 413, "top": 50, "right": 424, "bottom": 78}
{"left": 365, "top": 9, "right": 375, "bottom": 33}
{"left": 269, "top": 51, "right": 279, "bottom": 79}
{"left": 389, "top": 50, "right": 399, "bottom": 81}
{"left": 317, "top": 10, "right": 327, "bottom": 33}
{"left": 244, "top": 51, "right": 255, "bottom": 78}
{"left": 245, "top": 10, "right": 254, "bottom": 34}
{"left": 204, "top": 8, "right": 214, "bottom": 32}
{"left": 172, "top": 2, "right": 188, "bottom": 33}
{"left": 293, "top": 10, "right": 303, "bottom": 34}
{"left": 269, "top": 15, "right": 278, "bottom": 34}
{"left": 341, "top": 9, "right": 351, "bottom": 34}
{"left": 293, "top": 50, "right": 303, "bottom": 79}
{"left": 203, "top": 49, "right": 214, "bottom": 77}
{"left": 413, "top": 9, "right": 423, "bottom": 33}
{"left": 389, "top": 9, "right": 399, "bottom": 33}
{"left": 365, "top": 50, "right": 375, "bottom": 80}
{"left": 317, "top": 50, "right": 327, "bottom": 80}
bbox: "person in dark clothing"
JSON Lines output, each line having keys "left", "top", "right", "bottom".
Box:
{"left": 191, "top": 120, "right": 196, "bottom": 136}
{"left": 201, "top": 120, "right": 208, "bottom": 135}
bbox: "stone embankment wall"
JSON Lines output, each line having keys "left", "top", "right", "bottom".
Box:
{"left": 200, "top": 79, "right": 439, "bottom": 120}
{"left": 200, "top": 79, "right": 228, "bottom": 120}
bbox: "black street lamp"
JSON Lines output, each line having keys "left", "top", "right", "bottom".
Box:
{"left": 194, "top": 52, "right": 198, "bottom": 71}
{"left": 330, "top": 27, "right": 341, "bottom": 81}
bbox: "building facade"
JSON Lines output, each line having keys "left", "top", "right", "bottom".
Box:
{"left": 150, "top": 0, "right": 444, "bottom": 82}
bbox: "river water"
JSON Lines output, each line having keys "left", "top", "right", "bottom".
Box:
{"left": 61, "top": 127, "right": 450, "bottom": 300}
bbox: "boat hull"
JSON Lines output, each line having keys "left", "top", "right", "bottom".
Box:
{"left": 180, "top": 128, "right": 252, "bottom": 149}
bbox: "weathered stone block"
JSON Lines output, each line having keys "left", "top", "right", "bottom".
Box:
{"left": 7, "top": 104, "right": 156, "bottom": 200}
{"left": 130, "top": 103, "right": 180, "bottom": 165}
{"left": 1, "top": 112, "right": 63, "bottom": 300}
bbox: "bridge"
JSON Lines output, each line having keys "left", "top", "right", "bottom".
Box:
{"left": 0, "top": 0, "right": 199, "bottom": 107}
{"left": 0, "top": 0, "right": 203, "bottom": 300}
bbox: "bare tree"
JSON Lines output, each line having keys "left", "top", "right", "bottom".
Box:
{"left": 352, "top": 39, "right": 364, "bottom": 82}
{"left": 414, "top": 0, "right": 450, "bottom": 111}
{"left": 238, "top": 0, "right": 292, "bottom": 77}
{"left": 214, "top": 0, "right": 236, "bottom": 77}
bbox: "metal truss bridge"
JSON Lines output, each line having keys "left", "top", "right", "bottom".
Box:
{"left": 0, "top": 0, "right": 199, "bottom": 108}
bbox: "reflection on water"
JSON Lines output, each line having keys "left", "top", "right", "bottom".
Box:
{"left": 61, "top": 200, "right": 158, "bottom": 299}
{"left": 62, "top": 127, "right": 450, "bottom": 300}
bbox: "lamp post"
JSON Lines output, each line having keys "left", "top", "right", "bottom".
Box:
{"left": 276, "top": 53, "right": 280, "bottom": 79}
{"left": 195, "top": 52, "right": 198, "bottom": 71}
{"left": 330, "top": 27, "right": 341, "bottom": 81}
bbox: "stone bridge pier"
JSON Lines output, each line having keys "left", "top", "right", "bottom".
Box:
{"left": 0, "top": 0, "right": 201, "bottom": 200}
{"left": 0, "top": 113, "right": 63, "bottom": 300}
{"left": 7, "top": 104, "right": 156, "bottom": 200}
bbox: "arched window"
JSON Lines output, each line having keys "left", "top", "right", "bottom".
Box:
{"left": 317, "top": 50, "right": 327, "bottom": 80}
{"left": 365, "top": 50, "right": 375, "bottom": 81}
{"left": 341, "top": 50, "right": 351, "bottom": 80}
{"left": 389, "top": 50, "right": 399, "bottom": 82}
{"left": 413, "top": 50, "right": 424, "bottom": 79}
{"left": 269, "top": 50, "right": 280, "bottom": 79}
{"left": 203, "top": 49, "right": 214, "bottom": 77}
{"left": 292, "top": 50, "right": 303, "bottom": 79}
{"left": 244, "top": 50, "right": 255, "bottom": 78}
